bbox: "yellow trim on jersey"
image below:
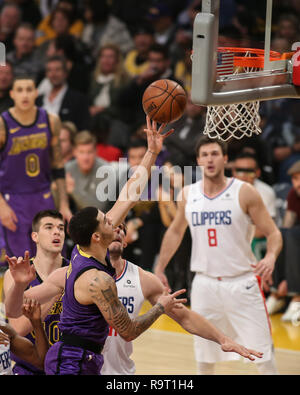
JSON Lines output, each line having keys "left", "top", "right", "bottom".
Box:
{"left": 77, "top": 245, "right": 92, "bottom": 258}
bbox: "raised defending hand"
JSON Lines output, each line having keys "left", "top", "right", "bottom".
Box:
{"left": 143, "top": 115, "right": 174, "bottom": 155}
{"left": 220, "top": 337, "right": 263, "bottom": 361}
{"left": 5, "top": 250, "right": 36, "bottom": 286}
{"left": 157, "top": 288, "right": 187, "bottom": 314}
{"left": 22, "top": 298, "right": 41, "bottom": 324}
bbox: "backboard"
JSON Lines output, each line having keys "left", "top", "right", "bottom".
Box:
{"left": 191, "top": 0, "right": 300, "bottom": 106}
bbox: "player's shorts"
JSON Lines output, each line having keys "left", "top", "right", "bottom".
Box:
{"left": 191, "top": 272, "right": 273, "bottom": 363}
{"left": 45, "top": 341, "right": 104, "bottom": 375}
{"left": 1, "top": 190, "right": 55, "bottom": 257}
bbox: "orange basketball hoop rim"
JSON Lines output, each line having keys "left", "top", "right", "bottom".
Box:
{"left": 218, "top": 47, "right": 282, "bottom": 69}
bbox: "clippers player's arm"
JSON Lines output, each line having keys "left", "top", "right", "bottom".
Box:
{"left": 154, "top": 186, "right": 189, "bottom": 288}
{"left": 0, "top": 300, "right": 49, "bottom": 370}
{"left": 240, "top": 183, "right": 283, "bottom": 285}
{"left": 48, "top": 113, "right": 72, "bottom": 222}
{"left": 142, "top": 269, "right": 263, "bottom": 361}
{"left": 0, "top": 116, "right": 18, "bottom": 232}
{"left": 81, "top": 268, "right": 186, "bottom": 342}
{"left": 107, "top": 116, "right": 174, "bottom": 226}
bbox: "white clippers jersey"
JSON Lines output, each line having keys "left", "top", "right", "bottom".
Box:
{"left": 102, "top": 260, "right": 145, "bottom": 375}
{"left": 0, "top": 330, "right": 12, "bottom": 376}
{"left": 185, "top": 178, "right": 256, "bottom": 277}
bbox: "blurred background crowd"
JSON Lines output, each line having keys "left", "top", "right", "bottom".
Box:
{"left": 0, "top": 0, "right": 300, "bottom": 321}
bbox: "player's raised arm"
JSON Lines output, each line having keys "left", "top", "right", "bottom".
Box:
{"left": 87, "top": 269, "right": 186, "bottom": 342}
{"left": 107, "top": 115, "right": 174, "bottom": 227}
{"left": 4, "top": 251, "right": 65, "bottom": 318}
{"left": 3, "top": 299, "right": 50, "bottom": 370}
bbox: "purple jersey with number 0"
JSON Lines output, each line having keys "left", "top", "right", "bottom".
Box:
{"left": 0, "top": 108, "right": 52, "bottom": 194}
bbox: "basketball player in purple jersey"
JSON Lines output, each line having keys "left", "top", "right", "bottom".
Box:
{"left": 3, "top": 209, "right": 68, "bottom": 375}
{"left": 6, "top": 116, "right": 187, "bottom": 375}
{"left": 0, "top": 76, "right": 72, "bottom": 258}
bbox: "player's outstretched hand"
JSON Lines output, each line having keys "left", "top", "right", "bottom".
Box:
{"left": 22, "top": 298, "right": 41, "bottom": 324}
{"left": 157, "top": 288, "right": 187, "bottom": 314}
{"left": 5, "top": 251, "right": 36, "bottom": 286}
{"left": 220, "top": 337, "right": 263, "bottom": 361}
{"left": 143, "top": 115, "right": 174, "bottom": 155}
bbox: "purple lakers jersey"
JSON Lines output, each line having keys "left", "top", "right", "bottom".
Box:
{"left": 12, "top": 257, "right": 69, "bottom": 375}
{"left": 59, "top": 245, "right": 116, "bottom": 345}
{"left": 0, "top": 108, "right": 52, "bottom": 194}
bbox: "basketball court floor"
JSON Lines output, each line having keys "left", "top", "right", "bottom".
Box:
{"left": 132, "top": 301, "right": 300, "bottom": 375}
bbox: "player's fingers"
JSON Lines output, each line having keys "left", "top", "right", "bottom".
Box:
{"left": 173, "top": 298, "right": 187, "bottom": 305}
{"left": 24, "top": 250, "right": 30, "bottom": 262}
{"left": 146, "top": 115, "right": 151, "bottom": 130}
{"left": 162, "top": 129, "right": 175, "bottom": 139}
{"left": 171, "top": 288, "right": 186, "bottom": 298}
{"left": 157, "top": 122, "right": 167, "bottom": 134}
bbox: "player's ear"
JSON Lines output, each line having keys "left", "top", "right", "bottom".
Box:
{"left": 91, "top": 232, "right": 101, "bottom": 243}
{"left": 31, "top": 232, "right": 38, "bottom": 243}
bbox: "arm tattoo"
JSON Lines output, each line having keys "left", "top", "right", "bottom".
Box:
{"left": 89, "top": 275, "right": 165, "bottom": 340}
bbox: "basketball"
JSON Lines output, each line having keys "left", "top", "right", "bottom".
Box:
{"left": 142, "top": 79, "right": 187, "bottom": 124}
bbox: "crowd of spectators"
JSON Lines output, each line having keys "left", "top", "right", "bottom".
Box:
{"left": 1, "top": 0, "right": 300, "bottom": 319}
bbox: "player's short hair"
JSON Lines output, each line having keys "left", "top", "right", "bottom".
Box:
{"left": 195, "top": 136, "right": 228, "bottom": 157}
{"left": 32, "top": 210, "right": 64, "bottom": 232}
{"left": 74, "top": 130, "right": 97, "bottom": 147}
{"left": 12, "top": 74, "right": 36, "bottom": 87}
{"left": 68, "top": 206, "right": 100, "bottom": 246}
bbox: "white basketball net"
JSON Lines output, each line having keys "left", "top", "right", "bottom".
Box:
{"left": 204, "top": 100, "right": 261, "bottom": 141}
{"left": 203, "top": 51, "right": 262, "bottom": 141}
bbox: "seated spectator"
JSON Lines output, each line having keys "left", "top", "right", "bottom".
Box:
{"left": 124, "top": 25, "right": 155, "bottom": 78}
{"left": 146, "top": 3, "right": 177, "bottom": 47}
{"left": 65, "top": 130, "right": 113, "bottom": 212}
{"left": 266, "top": 161, "right": 300, "bottom": 321}
{"left": 0, "top": 3, "right": 22, "bottom": 53}
{"left": 6, "top": 23, "right": 44, "bottom": 83}
{"left": 11, "top": 0, "right": 41, "bottom": 28}
{"left": 232, "top": 152, "right": 277, "bottom": 260}
{"left": 38, "top": 34, "right": 91, "bottom": 94}
{"left": 118, "top": 43, "right": 180, "bottom": 129}
{"left": 59, "top": 121, "right": 77, "bottom": 165}
{"left": 90, "top": 114, "right": 123, "bottom": 162}
{"left": 0, "top": 60, "right": 14, "bottom": 113}
{"left": 35, "top": 0, "right": 84, "bottom": 46}
{"left": 81, "top": 0, "right": 133, "bottom": 58}
{"left": 172, "top": 37, "right": 192, "bottom": 93}
{"left": 273, "top": 14, "right": 299, "bottom": 47}
{"left": 88, "top": 43, "right": 130, "bottom": 124}
{"left": 36, "top": 55, "right": 91, "bottom": 131}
